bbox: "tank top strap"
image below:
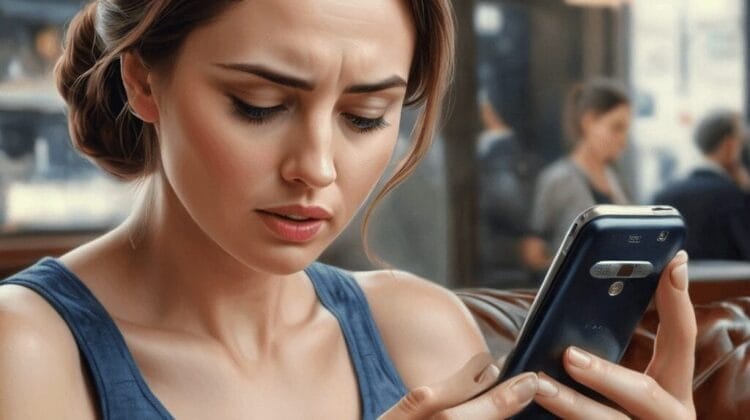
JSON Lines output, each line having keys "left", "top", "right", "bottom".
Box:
{"left": 1, "top": 258, "right": 173, "bottom": 420}
{"left": 304, "top": 262, "right": 408, "bottom": 420}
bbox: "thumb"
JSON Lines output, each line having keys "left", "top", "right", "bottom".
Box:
{"left": 379, "top": 353, "right": 500, "bottom": 419}
{"left": 379, "top": 386, "right": 437, "bottom": 420}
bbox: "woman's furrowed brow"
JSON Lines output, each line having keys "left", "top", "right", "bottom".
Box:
{"left": 213, "top": 62, "right": 406, "bottom": 93}
{"left": 213, "top": 62, "right": 314, "bottom": 90}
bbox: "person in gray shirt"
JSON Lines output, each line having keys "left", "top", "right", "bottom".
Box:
{"left": 522, "top": 79, "right": 632, "bottom": 271}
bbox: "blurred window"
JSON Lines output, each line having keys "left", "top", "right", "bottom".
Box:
{"left": 630, "top": 0, "right": 746, "bottom": 200}
{"left": 0, "top": 1, "right": 132, "bottom": 235}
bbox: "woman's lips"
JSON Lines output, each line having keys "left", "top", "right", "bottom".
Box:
{"left": 257, "top": 210, "right": 328, "bottom": 243}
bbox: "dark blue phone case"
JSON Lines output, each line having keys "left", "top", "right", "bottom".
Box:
{"left": 500, "top": 213, "right": 686, "bottom": 419}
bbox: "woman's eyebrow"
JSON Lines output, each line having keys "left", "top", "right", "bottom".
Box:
{"left": 214, "top": 62, "right": 314, "bottom": 90}
{"left": 213, "top": 62, "right": 406, "bottom": 93}
{"left": 344, "top": 76, "right": 407, "bottom": 94}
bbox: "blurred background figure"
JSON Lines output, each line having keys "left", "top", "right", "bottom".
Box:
{"left": 652, "top": 110, "right": 750, "bottom": 260}
{"left": 522, "top": 79, "right": 633, "bottom": 275}
{"left": 475, "top": 94, "right": 539, "bottom": 287}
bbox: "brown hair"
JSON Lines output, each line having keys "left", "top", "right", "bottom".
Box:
{"left": 563, "top": 78, "right": 630, "bottom": 149}
{"left": 55, "top": 0, "right": 238, "bottom": 180}
{"left": 56, "top": 0, "right": 455, "bottom": 258}
{"left": 361, "top": 0, "right": 456, "bottom": 260}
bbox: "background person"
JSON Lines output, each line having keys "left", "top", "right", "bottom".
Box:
{"left": 522, "top": 78, "right": 633, "bottom": 272}
{"left": 475, "top": 97, "right": 540, "bottom": 287}
{"left": 653, "top": 109, "right": 750, "bottom": 261}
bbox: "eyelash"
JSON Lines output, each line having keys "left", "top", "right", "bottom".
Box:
{"left": 343, "top": 114, "right": 389, "bottom": 133}
{"left": 229, "top": 96, "right": 389, "bottom": 134}
{"left": 230, "top": 96, "right": 285, "bottom": 124}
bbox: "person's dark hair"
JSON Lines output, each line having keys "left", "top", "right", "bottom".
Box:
{"left": 694, "top": 109, "right": 740, "bottom": 154}
{"left": 563, "top": 78, "right": 630, "bottom": 149}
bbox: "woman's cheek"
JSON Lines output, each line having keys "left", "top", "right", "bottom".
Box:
{"left": 591, "top": 127, "right": 610, "bottom": 160}
{"left": 341, "top": 136, "right": 396, "bottom": 207}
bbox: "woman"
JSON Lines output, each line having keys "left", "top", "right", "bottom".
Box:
{"left": 523, "top": 79, "right": 633, "bottom": 271}
{"left": 0, "top": 1, "right": 695, "bottom": 419}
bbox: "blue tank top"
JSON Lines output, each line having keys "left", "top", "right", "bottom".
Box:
{"left": 1, "top": 258, "right": 407, "bottom": 419}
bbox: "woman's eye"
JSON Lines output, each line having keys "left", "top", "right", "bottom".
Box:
{"left": 344, "top": 113, "right": 389, "bottom": 133}
{"left": 230, "top": 96, "right": 286, "bottom": 124}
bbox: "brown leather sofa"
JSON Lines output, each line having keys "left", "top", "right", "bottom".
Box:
{"left": 456, "top": 283, "right": 750, "bottom": 419}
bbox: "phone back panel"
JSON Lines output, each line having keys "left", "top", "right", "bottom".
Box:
{"left": 502, "top": 214, "right": 686, "bottom": 419}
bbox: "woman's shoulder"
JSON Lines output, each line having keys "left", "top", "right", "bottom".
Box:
{"left": 538, "top": 158, "right": 579, "bottom": 184}
{"left": 0, "top": 276, "right": 78, "bottom": 362}
{"left": 351, "top": 269, "right": 489, "bottom": 388}
{"left": 535, "top": 158, "right": 590, "bottom": 202}
{"left": 0, "top": 282, "right": 96, "bottom": 418}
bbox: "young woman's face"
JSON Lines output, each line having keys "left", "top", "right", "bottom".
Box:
{"left": 581, "top": 104, "right": 632, "bottom": 163}
{"left": 149, "top": 0, "right": 415, "bottom": 273}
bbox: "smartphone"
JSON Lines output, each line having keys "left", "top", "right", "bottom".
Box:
{"left": 499, "top": 205, "right": 686, "bottom": 419}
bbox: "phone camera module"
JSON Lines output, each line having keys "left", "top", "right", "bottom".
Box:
{"left": 657, "top": 231, "right": 669, "bottom": 242}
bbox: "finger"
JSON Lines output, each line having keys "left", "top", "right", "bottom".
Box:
{"left": 646, "top": 250, "right": 697, "bottom": 400}
{"left": 534, "top": 372, "right": 628, "bottom": 420}
{"left": 379, "top": 352, "right": 500, "bottom": 419}
{"left": 496, "top": 354, "right": 507, "bottom": 370}
{"left": 562, "top": 347, "right": 690, "bottom": 420}
{"left": 436, "top": 372, "right": 538, "bottom": 419}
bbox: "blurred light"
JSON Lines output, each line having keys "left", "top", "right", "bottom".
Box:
{"left": 565, "top": 0, "right": 629, "bottom": 7}
{"left": 688, "top": 0, "right": 738, "bottom": 19}
{"left": 474, "top": 2, "right": 503, "bottom": 36}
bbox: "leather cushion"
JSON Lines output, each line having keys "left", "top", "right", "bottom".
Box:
{"left": 455, "top": 289, "right": 750, "bottom": 418}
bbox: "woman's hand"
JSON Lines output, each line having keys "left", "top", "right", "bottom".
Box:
{"left": 533, "top": 250, "right": 697, "bottom": 419}
{"left": 379, "top": 353, "right": 538, "bottom": 419}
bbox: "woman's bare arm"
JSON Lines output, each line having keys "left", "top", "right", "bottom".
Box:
{"left": 355, "top": 270, "right": 490, "bottom": 389}
{"left": 0, "top": 285, "right": 97, "bottom": 420}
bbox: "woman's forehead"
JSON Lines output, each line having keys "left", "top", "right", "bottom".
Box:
{"left": 176, "top": 0, "right": 416, "bottom": 84}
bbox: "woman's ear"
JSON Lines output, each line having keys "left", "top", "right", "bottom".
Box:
{"left": 120, "top": 52, "right": 159, "bottom": 123}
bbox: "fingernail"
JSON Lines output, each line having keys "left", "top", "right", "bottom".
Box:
{"left": 510, "top": 373, "right": 538, "bottom": 403}
{"left": 537, "top": 376, "right": 558, "bottom": 397}
{"left": 671, "top": 263, "right": 688, "bottom": 291}
{"left": 675, "top": 250, "right": 689, "bottom": 264}
{"left": 567, "top": 347, "right": 592, "bottom": 369}
{"left": 475, "top": 363, "right": 500, "bottom": 383}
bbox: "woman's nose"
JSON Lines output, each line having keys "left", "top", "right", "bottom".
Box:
{"left": 279, "top": 115, "right": 338, "bottom": 189}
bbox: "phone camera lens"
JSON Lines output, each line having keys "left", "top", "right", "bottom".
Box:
{"left": 608, "top": 281, "right": 624, "bottom": 296}
{"left": 616, "top": 264, "right": 634, "bottom": 277}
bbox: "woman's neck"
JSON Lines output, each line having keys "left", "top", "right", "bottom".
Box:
{"left": 71, "top": 172, "right": 319, "bottom": 360}
{"left": 570, "top": 144, "right": 607, "bottom": 176}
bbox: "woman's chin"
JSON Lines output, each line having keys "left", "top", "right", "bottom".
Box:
{"left": 237, "top": 245, "right": 329, "bottom": 276}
